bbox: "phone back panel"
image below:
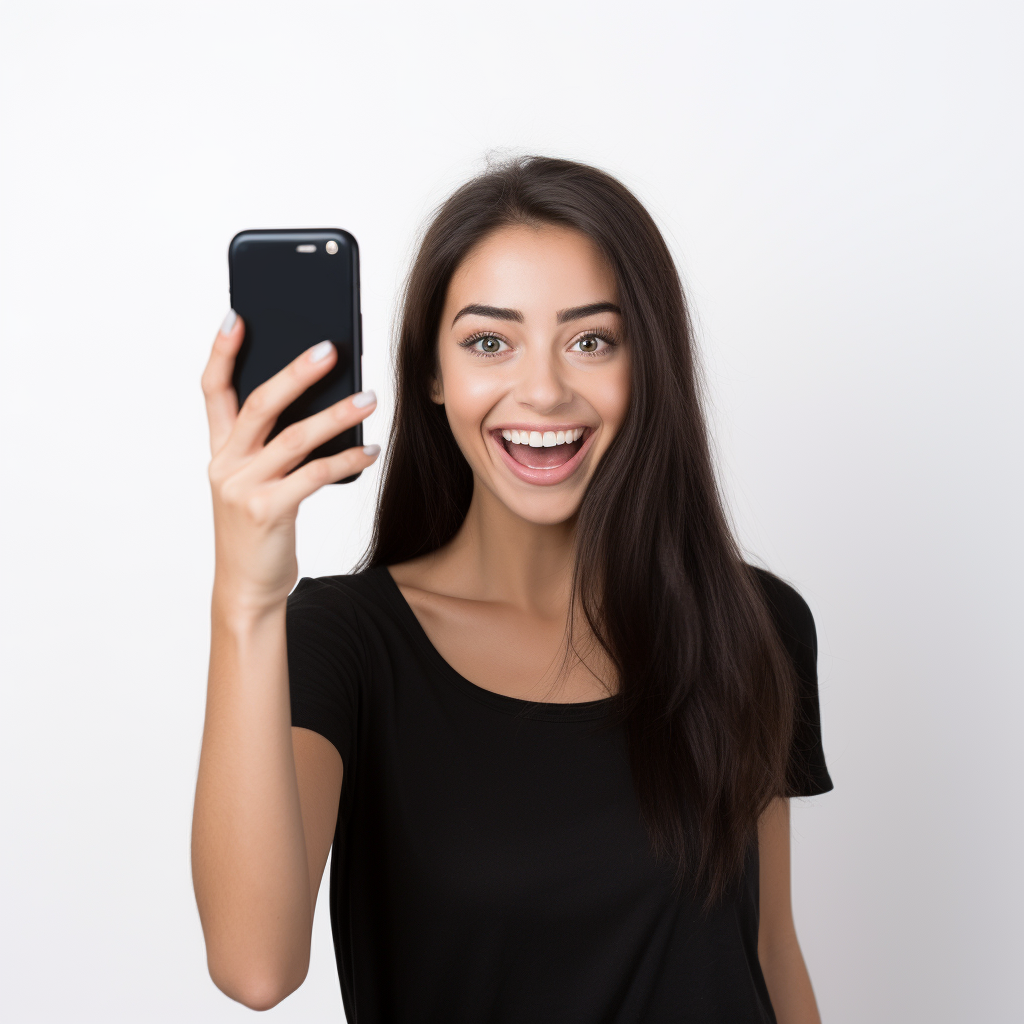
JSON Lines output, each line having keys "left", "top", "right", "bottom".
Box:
{"left": 228, "top": 229, "right": 362, "bottom": 480}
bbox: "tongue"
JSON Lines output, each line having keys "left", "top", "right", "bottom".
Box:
{"left": 507, "top": 439, "right": 577, "bottom": 469}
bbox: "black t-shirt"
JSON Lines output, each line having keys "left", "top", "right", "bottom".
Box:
{"left": 286, "top": 564, "right": 832, "bottom": 1023}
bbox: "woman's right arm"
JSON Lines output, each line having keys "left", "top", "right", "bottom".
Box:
{"left": 190, "top": 312, "right": 377, "bottom": 1009}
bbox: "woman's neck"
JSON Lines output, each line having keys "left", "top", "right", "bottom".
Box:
{"left": 403, "top": 480, "right": 578, "bottom": 616}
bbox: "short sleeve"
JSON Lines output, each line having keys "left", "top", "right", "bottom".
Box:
{"left": 286, "top": 576, "right": 365, "bottom": 767}
{"left": 751, "top": 567, "right": 834, "bottom": 798}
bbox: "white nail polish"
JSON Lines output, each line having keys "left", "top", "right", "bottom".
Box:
{"left": 309, "top": 340, "right": 334, "bottom": 363}
{"left": 220, "top": 309, "right": 237, "bottom": 335}
{"left": 363, "top": 444, "right": 381, "bottom": 457}
{"left": 352, "top": 390, "right": 377, "bottom": 408}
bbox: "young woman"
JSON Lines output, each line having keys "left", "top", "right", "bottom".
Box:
{"left": 192, "top": 156, "right": 832, "bottom": 1023}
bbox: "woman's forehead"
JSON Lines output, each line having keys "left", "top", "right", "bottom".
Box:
{"left": 444, "top": 224, "right": 618, "bottom": 322}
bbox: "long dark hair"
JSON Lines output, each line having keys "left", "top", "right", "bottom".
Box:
{"left": 357, "top": 156, "right": 795, "bottom": 907}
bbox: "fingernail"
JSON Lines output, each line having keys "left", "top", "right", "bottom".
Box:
{"left": 220, "top": 309, "right": 237, "bottom": 335}
{"left": 363, "top": 444, "right": 381, "bottom": 458}
{"left": 308, "top": 340, "right": 334, "bottom": 363}
{"left": 352, "top": 390, "right": 377, "bottom": 408}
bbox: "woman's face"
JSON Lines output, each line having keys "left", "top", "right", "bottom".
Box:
{"left": 434, "top": 223, "right": 630, "bottom": 526}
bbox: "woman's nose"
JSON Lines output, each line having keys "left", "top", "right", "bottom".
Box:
{"left": 513, "top": 349, "right": 573, "bottom": 412}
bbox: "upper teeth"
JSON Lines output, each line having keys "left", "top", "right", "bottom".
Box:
{"left": 501, "top": 428, "right": 584, "bottom": 447}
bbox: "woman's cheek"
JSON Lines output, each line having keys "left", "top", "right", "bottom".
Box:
{"left": 445, "top": 364, "right": 508, "bottom": 430}
{"left": 440, "top": 375, "right": 492, "bottom": 455}
{"left": 585, "top": 362, "right": 630, "bottom": 432}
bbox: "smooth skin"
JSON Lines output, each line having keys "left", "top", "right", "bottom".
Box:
{"left": 191, "top": 225, "right": 822, "bottom": 1022}
{"left": 192, "top": 326, "right": 369, "bottom": 1008}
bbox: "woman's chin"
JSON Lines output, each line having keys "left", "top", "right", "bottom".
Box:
{"left": 474, "top": 471, "right": 586, "bottom": 527}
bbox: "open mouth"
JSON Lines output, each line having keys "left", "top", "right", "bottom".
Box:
{"left": 489, "top": 427, "right": 593, "bottom": 484}
{"left": 499, "top": 427, "right": 586, "bottom": 469}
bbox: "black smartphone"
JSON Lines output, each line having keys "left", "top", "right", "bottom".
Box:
{"left": 228, "top": 228, "right": 363, "bottom": 483}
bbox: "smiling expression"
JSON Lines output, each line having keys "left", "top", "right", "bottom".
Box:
{"left": 432, "top": 223, "right": 631, "bottom": 526}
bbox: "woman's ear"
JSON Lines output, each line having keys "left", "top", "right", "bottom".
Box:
{"left": 429, "top": 375, "right": 444, "bottom": 405}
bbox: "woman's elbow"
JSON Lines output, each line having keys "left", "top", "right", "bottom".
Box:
{"left": 207, "top": 952, "right": 309, "bottom": 1011}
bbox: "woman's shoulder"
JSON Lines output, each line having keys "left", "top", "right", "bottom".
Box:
{"left": 746, "top": 564, "right": 816, "bottom": 655}
{"left": 290, "top": 564, "right": 394, "bottom": 605}
{"left": 746, "top": 565, "right": 834, "bottom": 796}
{"left": 285, "top": 570, "right": 400, "bottom": 767}
{"left": 286, "top": 565, "right": 403, "bottom": 641}
{"left": 285, "top": 566, "right": 418, "bottom": 709}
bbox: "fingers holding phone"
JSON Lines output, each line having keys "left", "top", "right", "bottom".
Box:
{"left": 241, "top": 374, "right": 379, "bottom": 486}
{"left": 204, "top": 317, "right": 378, "bottom": 611}
{"left": 203, "top": 228, "right": 374, "bottom": 611}
{"left": 221, "top": 334, "right": 337, "bottom": 460}
{"left": 206, "top": 320, "right": 378, "bottom": 482}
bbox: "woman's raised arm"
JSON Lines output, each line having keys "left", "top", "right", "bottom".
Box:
{"left": 190, "top": 312, "right": 376, "bottom": 1009}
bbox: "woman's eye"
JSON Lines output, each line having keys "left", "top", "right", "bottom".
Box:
{"left": 468, "top": 334, "right": 507, "bottom": 355}
{"left": 572, "top": 333, "right": 611, "bottom": 355}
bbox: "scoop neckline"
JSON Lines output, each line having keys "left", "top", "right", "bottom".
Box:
{"left": 371, "top": 564, "right": 616, "bottom": 723}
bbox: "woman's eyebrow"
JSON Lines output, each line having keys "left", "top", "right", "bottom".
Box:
{"left": 451, "top": 304, "right": 524, "bottom": 326}
{"left": 450, "top": 300, "right": 622, "bottom": 327}
{"left": 556, "top": 301, "right": 621, "bottom": 323}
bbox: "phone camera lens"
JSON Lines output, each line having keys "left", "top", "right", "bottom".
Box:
{"left": 326, "top": 240, "right": 339, "bottom": 255}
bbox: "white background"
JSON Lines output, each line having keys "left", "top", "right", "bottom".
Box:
{"left": 1, "top": 1, "right": 1020, "bottom": 1021}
